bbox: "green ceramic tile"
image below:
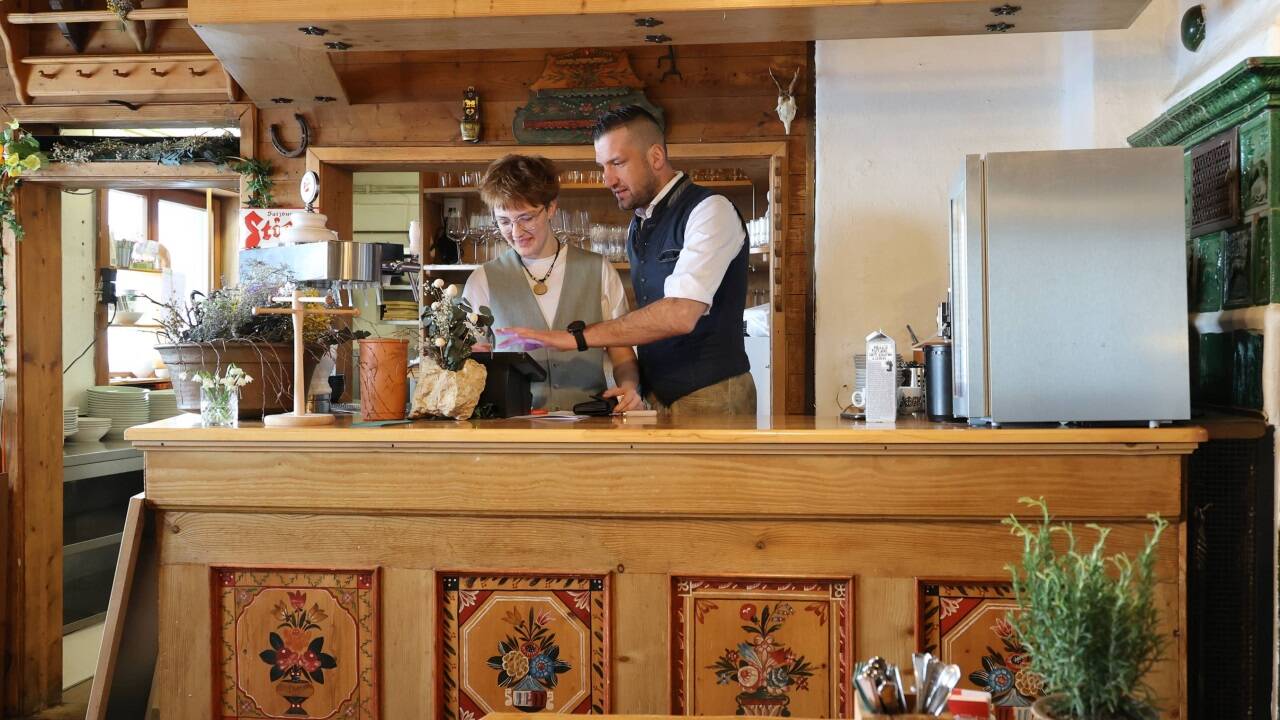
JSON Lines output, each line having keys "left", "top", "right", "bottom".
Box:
{"left": 1197, "top": 332, "right": 1231, "bottom": 405}
{"left": 1239, "top": 111, "right": 1274, "bottom": 213}
{"left": 1251, "top": 210, "right": 1274, "bottom": 304}
{"left": 1184, "top": 150, "right": 1194, "bottom": 234}
{"left": 1222, "top": 226, "right": 1252, "bottom": 308}
{"left": 1192, "top": 232, "right": 1224, "bottom": 312}
{"left": 1231, "top": 329, "right": 1264, "bottom": 410}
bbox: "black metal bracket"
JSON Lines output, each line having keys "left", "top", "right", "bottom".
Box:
{"left": 986, "top": 22, "right": 1015, "bottom": 32}
{"left": 658, "top": 46, "right": 682, "bottom": 82}
{"left": 269, "top": 113, "right": 311, "bottom": 159}
{"left": 991, "top": 4, "right": 1022, "bottom": 16}
{"left": 634, "top": 17, "right": 663, "bottom": 27}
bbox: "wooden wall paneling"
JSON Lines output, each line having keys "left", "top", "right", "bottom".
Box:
{"left": 2, "top": 183, "right": 63, "bottom": 715}
{"left": 192, "top": 24, "right": 347, "bottom": 109}
{"left": 142, "top": 448, "right": 1184, "bottom": 519}
{"left": 155, "top": 561, "right": 210, "bottom": 719}
{"left": 612, "top": 572, "right": 669, "bottom": 714}
{"left": 385, "top": 568, "right": 433, "bottom": 718}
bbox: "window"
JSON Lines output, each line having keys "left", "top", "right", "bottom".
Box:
{"left": 106, "top": 190, "right": 211, "bottom": 376}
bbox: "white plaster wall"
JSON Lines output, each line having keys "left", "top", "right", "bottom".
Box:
{"left": 61, "top": 190, "right": 97, "bottom": 410}
{"left": 813, "top": 0, "right": 1178, "bottom": 410}
{"left": 1166, "top": 0, "right": 1280, "bottom": 107}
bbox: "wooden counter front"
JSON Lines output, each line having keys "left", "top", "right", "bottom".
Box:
{"left": 128, "top": 416, "right": 1203, "bottom": 719}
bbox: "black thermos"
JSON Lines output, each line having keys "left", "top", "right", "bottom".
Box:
{"left": 925, "top": 343, "right": 954, "bottom": 422}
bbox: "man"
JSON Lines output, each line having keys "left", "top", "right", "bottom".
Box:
{"left": 507, "top": 106, "right": 754, "bottom": 417}
{"left": 464, "top": 153, "right": 643, "bottom": 413}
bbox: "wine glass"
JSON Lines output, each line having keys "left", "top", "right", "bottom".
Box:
{"left": 408, "top": 220, "right": 423, "bottom": 259}
{"left": 445, "top": 215, "right": 467, "bottom": 264}
{"left": 470, "top": 214, "right": 487, "bottom": 263}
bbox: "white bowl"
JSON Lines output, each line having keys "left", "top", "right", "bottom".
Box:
{"left": 115, "top": 310, "right": 144, "bottom": 325}
{"left": 70, "top": 425, "right": 110, "bottom": 443}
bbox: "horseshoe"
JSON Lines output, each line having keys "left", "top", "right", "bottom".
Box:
{"left": 269, "top": 113, "right": 310, "bottom": 159}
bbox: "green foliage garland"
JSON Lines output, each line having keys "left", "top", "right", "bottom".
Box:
{"left": 1004, "top": 498, "right": 1166, "bottom": 720}
{"left": 0, "top": 119, "right": 48, "bottom": 378}
{"left": 227, "top": 156, "right": 275, "bottom": 209}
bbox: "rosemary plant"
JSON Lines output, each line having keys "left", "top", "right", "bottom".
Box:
{"left": 1004, "top": 497, "right": 1166, "bottom": 720}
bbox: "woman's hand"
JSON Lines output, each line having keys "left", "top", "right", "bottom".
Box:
{"left": 601, "top": 383, "right": 644, "bottom": 413}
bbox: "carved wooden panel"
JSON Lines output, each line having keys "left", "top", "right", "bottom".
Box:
{"left": 916, "top": 579, "right": 1041, "bottom": 720}
{"left": 438, "top": 573, "right": 610, "bottom": 718}
{"left": 213, "top": 567, "right": 380, "bottom": 719}
{"left": 672, "top": 576, "right": 853, "bottom": 718}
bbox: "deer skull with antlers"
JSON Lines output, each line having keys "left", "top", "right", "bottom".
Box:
{"left": 769, "top": 67, "right": 799, "bottom": 135}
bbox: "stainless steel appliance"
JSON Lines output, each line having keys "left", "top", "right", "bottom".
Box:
{"left": 948, "top": 148, "right": 1189, "bottom": 425}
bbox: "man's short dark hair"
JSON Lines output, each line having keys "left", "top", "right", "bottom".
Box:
{"left": 592, "top": 105, "right": 664, "bottom": 145}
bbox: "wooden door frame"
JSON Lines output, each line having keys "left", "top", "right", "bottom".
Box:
{"left": 0, "top": 102, "right": 249, "bottom": 716}
{"left": 306, "top": 141, "right": 791, "bottom": 415}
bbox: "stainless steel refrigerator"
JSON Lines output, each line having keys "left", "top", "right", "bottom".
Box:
{"left": 948, "top": 148, "right": 1190, "bottom": 425}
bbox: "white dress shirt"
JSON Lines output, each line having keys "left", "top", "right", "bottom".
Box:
{"left": 635, "top": 171, "right": 747, "bottom": 311}
{"left": 462, "top": 249, "right": 629, "bottom": 328}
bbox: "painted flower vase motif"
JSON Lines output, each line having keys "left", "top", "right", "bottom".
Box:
{"left": 487, "top": 606, "right": 571, "bottom": 712}
{"left": 258, "top": 591, "right": 338, "bottom": 717}
{"left": 709, "top": 603, "right": 814, "bottom": 717}
{"left": 200, "top": 386, "right": 239, "bottom": 427}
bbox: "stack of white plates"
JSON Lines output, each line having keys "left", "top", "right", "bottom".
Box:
{"left": 71, "top": 416, "right": 112, "bottom": 443}
{"left": 63, "top": 407, "right": 78, "bottom": 438}
{"left": 86, "top": 386, "right": 150, "bottom": 438}
{"left": 148, "top": 389, "right": 183, "bottom": 421}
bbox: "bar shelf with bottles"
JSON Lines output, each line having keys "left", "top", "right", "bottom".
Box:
{"left": 418, "top": 164, "right": 773, "bottom": 310}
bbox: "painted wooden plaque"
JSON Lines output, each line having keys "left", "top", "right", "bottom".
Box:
{"left": 916, "top": 580, "right": 1042, "bottom": 719}
{"left": 213, "top": 567, "right": 380, "bottom": 720}
{"left": 438, "top": 573, "right": 610, "bottom": 718}
{"left": 672, "top": 576, "right": 853, "bottom": 718}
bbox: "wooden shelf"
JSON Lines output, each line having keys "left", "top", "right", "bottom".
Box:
{"left": 109, "top": 323, "right": 162, "bottom": 329}
{"left": 21, "top": 53, "right": 217, "bottom": 66}
{"left": 423, "top": 180, "right": 753, "bottom": 196}
{"left": 381, "top": 319, "right": 420, "bottom": 326}
{"left": 8, "top": 9, "right": 189, "bottom": 25}
{"left": 109, "top": 266, "right": 165, "bottom": 275}
{"left": 421, "top": 264, "right": 480, "bottom": 271}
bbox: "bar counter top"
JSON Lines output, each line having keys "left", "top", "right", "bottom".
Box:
{"left": 126, "top": 412, "right": 1206, "bottom": 450}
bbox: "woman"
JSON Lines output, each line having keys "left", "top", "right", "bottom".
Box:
{"left": 463, "top": 154, "right": 643, "bottom": 412}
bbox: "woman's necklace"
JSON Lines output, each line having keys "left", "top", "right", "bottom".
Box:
{"left": 516, "top": 240, "right": 562, "bottom": 296}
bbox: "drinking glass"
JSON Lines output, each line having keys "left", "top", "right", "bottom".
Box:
{"left": 445, "top": 216, "right": 467, "bottom": 264}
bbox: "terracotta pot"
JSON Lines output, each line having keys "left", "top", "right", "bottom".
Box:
{"left": 358, "top": 338, "right": 409, "bottom": 421}
{"left": 156, "top": 341, "right": 322, "bottom": 418}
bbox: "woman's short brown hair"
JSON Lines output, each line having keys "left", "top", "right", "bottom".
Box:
{"left": 478, "top": 154, "right": 559, "bottom": 210}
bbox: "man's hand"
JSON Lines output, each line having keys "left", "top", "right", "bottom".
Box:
{"left": 504, "top": 327, "right": 576, "bottom": 351}
{"left": 601, "top": 383, "right": 644, "bottom": 413}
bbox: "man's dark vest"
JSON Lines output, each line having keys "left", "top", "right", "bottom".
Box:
{"left": 627, "top": 175, "right": 749, "bottom": 405}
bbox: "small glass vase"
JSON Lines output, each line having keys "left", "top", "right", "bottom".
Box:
{"left": 200, "top": 387, "right": 239, "bottom": 428}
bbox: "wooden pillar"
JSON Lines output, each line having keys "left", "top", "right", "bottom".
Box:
{"left": 2, "top": 183, "right": 64, "bottom": 716}
{"left": 317, "top": 161, "right": 354, "bottom": 402}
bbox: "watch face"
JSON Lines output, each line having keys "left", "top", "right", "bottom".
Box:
{"left": 300, "top": 171, "right": 320, "bottom": 206}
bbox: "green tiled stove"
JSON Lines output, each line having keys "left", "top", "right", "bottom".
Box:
{"left": 1132, "top": 57, "right": 1278, "bottom": 720}
{"left": 1131, "top": 57, "right": 1277, "bottom": 411}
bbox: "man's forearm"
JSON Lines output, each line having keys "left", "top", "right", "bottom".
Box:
{"left": 583, "top": 298, "right": 706, "bottom": 348}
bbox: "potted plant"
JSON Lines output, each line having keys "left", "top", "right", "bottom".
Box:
{"left": 151, "top": 261, "right": 367, "bottom": 417}
{"left": 1004, "top": 497, "right": 1167, "bottom": 720}
{"left": 409, "top": 279, "right": 493, "bottom": 420}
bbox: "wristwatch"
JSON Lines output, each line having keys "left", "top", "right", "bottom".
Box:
{"left": 567, "top": 320, "right": 588, "bottom": 352}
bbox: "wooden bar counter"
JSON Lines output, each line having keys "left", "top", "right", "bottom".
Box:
{"left": 126, "top": 415, "right": 1205, "bottom": 719}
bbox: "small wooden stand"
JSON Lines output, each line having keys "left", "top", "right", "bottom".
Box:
{"left": 252, "top": 289, "right": 359, "bottom": 427}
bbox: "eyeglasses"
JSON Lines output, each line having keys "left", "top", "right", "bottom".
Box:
{"left": 494, "top": 206, "right": 546, "bottom": 235}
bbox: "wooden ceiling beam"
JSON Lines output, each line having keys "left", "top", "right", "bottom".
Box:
{"left": 193, "top": 24, "right": 347, "bottom": 108}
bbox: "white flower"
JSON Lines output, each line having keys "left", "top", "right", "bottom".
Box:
{"left": 432, "top": 278, "right": 445, "bottom": 289}
{"left": 467, "top": 312, "right": 479, "bottom": 323}
{"left": 179, "top": 372, "right": 188, "bottom": 381}
{"left": 444, "top": 284, "right": 460, "bottom": 298}
{"left": 434, "top": 337, "right": 447, "bottom": 348}
{"left": 431, "top": 301, "right": 440, "bottom": 311}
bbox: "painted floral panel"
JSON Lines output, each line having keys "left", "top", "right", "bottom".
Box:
{"left": 213, "top": 568, "right": 379, "bottom": 720}
{"left": 672, "top": 576, "right": 853, "bottom": 718}
{"left": 917, "top": 580, "right": 1042, "bottom": 720}
{"left": 438, "top": 573, "right": 609, "bottom": 718}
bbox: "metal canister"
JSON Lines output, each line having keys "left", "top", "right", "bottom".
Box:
{"left": 925, "top": 342, "right": 954, "bottom": 422}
